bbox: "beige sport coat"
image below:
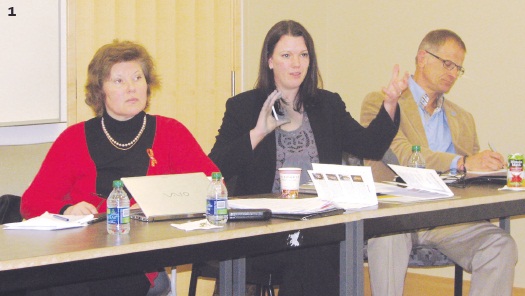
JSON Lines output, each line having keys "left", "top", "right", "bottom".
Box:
{"left": 360, "top": 89, "right": 480, "bottom": 181}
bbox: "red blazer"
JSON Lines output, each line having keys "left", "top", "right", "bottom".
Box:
{"left": 21, "top": 115, "right": 218, "bottom": 219}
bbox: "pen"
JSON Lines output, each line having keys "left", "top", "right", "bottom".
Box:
{"left": 488, "top": 142, "right": 495, "bottom": 152}
{"left": 271, "top": 105, "right": 279, "bottom": 121}
{"left": 53, "top": 214, "right": 70, "bottom": 222}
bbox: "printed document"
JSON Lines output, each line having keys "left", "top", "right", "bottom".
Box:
{"left": 307, "top": 163, "right": 378, "bottom": 209}
{"left": 3, "top": 212, "right": 94, "bottom": 230}
{"left": 377, "top": 164, "right": 454, "bottom": 203}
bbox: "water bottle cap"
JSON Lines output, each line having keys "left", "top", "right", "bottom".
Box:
{"left": 112, "top": 180, "right": 123, "bottom": 188}
{"left": 211, "top": 172, "right": 222, "bottom": 180}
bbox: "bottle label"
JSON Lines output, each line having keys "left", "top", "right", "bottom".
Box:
{"left": 206, "top": 199, "right": 228, "bottom": 215}
{"left": 507, "top": 153, "right": 524, "bottom": 187}
{"left": 107, "top": 207, "right": 130, "bottom": 225}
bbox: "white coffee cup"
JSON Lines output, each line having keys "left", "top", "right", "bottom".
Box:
{"left": 278, "top": 167, "right": 302, "bottom": 199}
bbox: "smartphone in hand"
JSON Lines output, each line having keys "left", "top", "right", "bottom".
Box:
{"left": 272, "top": 99, "right": 290, "bottom": 122}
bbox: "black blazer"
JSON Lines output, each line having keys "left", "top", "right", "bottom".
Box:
{"left": 209, "top": 89, "right": 399, "bottom": 196}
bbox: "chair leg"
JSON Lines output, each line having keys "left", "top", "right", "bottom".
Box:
{"left": 263, "top": 273, "right": 275, "bottom": 296}
{"left": 454, "top": 264, "right": 463, "bottom": 296}
{"left": 268, "top": 286, "right": 275, "bottom": 296}
{"left": 188, "top": 264, "right": 202, "bottom": 296}
{"left": 260, "top": 285, "right": 274, "bottom": 296}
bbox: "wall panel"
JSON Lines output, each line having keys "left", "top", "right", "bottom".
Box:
{"left": 74, "top": 0, "right": 240, "bottom": 152}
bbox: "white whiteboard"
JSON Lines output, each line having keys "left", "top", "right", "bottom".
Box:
{"left": 0, "top": 0, "right": 66, "bottom": 144}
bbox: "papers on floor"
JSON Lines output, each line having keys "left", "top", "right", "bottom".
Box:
{"left": 377, "top": 165, "right": 454, "bottom": 203}
{"left": 307, "top": 163, "right": 378, "bottom": 209}
{"left": 3, "top": 212, "right": 94, "bottom": 230}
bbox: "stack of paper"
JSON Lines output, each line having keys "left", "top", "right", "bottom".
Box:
{"left": 229, "top": 197, "right": 337, "bottom": 215}
{"left": 3, "top": 212, "right": 94, "bottom": 230}
{"left": 376, "top": 165, "right": 455, "bottom": 203}
{"left": 466, "top": 168, "right": 506, "bottom": 179}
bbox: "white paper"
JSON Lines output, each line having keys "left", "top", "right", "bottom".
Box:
{"left": 171, "top": 219, "right": 223, "bottom": 231}
{"left": 376, "top": 182, "right": 456, "bottom": 203}
{"left": 467, "top": 168, "right": 506, "bottom": 179}
{"left": 498, "top": 185, "right": 525, "bottom": 192}
{"left": 377, "top": 165, "right": 454, "bottom": 203}
{"left": 307, "top": 163, "right": 378, "bottom": 209}
{"left": 3, "top": 212, "right": 94, "bottom": 230}
{"left": 228, "top": 197, "right": 337, "bottom": 214}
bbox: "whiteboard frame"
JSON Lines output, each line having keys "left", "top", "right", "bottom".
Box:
{"left": 0, "top": 0, "right": 67, "bottom": 145}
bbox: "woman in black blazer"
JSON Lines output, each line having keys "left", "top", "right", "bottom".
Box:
{"left": 209, "top": 20, "right": 407, "bottom": 296}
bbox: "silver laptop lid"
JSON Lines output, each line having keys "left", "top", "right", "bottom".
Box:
{"left": 121, "top": 172, "right": 210, "bottom": 221}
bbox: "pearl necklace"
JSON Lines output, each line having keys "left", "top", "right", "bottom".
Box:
{"left": 101, "top": 115, "right": 147, "bottom": 150}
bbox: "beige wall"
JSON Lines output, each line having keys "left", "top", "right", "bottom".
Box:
{"left": 0, "top": 144, "right": 51, "bottom": 196}
{"left": 73, "top": 0, "right": 240, "bottom": 153}
{"left": 242, "top": 0, "right": 525, "bottom": 288}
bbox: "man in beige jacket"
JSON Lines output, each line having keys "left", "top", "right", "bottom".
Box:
{"left": 360, "top": 29, "right": 517, "bottom": 296}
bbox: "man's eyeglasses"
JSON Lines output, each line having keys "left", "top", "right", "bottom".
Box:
{"left": 425, "top": 50, "right": 465, "bottom": 76}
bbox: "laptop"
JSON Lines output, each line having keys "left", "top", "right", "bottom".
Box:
{"left": 121, "top": 172, "right": 210, "bottom": 222}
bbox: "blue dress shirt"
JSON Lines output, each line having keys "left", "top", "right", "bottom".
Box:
{"left": 408, "top": 76, "right": 460, "bottom": 172}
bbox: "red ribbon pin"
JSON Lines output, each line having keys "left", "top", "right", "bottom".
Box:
{"left": 146, "top": 148, "right": 157, "bottom": 167}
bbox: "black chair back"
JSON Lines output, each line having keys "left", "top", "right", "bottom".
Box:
{"left": 0, "top": 194, "right": 23, "bottom": 224}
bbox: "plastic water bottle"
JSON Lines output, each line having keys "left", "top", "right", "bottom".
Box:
{"left": 206, "top": 172, "right": 228, "bottom": 225}
{"left": 107, "top": 180, "right": 130, "bottom": 234}
{"left": 407, "top": 145, "right": 426, "bottom": 168}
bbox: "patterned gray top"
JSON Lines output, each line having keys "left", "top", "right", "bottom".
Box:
{"left": 272, "top": 112, "right": 319, "bottom": 193}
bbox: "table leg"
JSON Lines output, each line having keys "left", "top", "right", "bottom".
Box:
{"left": 340, "top": 220, "right": 364, "bottom": 296}
{"left": 219, "top": 260, "right": 232, "bottom": 296}
{"left": 233, "top": 257, "right": 246, "bottom": 296}
{"left": 170, "top": 267, "right": 177, "bottom": 296}
{"left": 500, "top": 217, "right": 510, "bottom": 233}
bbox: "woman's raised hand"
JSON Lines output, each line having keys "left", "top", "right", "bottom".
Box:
{"left": 382, "top": 64, "right": 409, "bottom": 120}
{"left": 249, "top": 90, "right": 290, "bottom": 149}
